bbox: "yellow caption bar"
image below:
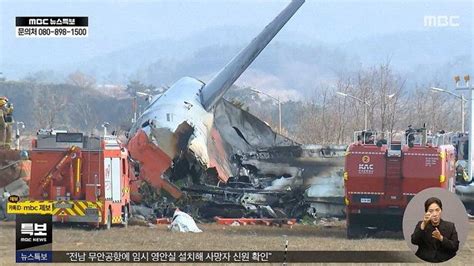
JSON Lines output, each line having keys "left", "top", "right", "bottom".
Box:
{"left": 7, "top": 201, "right": 53, "bottom": 215}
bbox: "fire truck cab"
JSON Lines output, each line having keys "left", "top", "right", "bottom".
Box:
{"left": 344, "top": 129, "right": 456, "bottom": 238}
{"left": 29, "top": 131, "right": 132, "bottom": 229}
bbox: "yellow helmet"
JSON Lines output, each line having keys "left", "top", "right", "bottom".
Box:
{"left": 0, "top": 97, "right": 7, "bottom": 107}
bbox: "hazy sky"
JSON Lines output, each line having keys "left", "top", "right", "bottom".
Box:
{"left": 0, "top": 0, "right": 472, "bottom": 75}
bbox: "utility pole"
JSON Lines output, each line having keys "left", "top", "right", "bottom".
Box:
{"left": 336, "top": 92, "right": 369, "bottom": 131}
{"left": 430, "top": 87, "right": 466, "bottom": 133}
{"left": 249, "top": 88, "right": 282, "bottom": 134}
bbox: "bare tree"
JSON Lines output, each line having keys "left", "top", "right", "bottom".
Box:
{"left": 67, "top": 71, "right": 96, "bottom": 89}
{"left": 66, "top": 71, "right": 100, "bottom": 133}
{"left": 32, "top": 85, "right": 67, "bottom": 129}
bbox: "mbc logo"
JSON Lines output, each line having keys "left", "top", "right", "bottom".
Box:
{"left": 424, "top": 16, "right": 460, "bottom": 27}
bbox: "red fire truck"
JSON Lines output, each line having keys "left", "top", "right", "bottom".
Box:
{"left": 29, "top": 130, "right": 133, "bottom": 229}
{"left": 344, "top": 129, "right": 456, "bottom": 238}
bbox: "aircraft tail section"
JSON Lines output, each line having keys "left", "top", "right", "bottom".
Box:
{"left": 200, "top": 0, "right": 305, "bottom": 111}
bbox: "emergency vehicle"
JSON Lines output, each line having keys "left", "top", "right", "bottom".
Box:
{"left": 344, "top": 129, "right": 456, "bottom": 238}
{"left": 29, "top": 130, "right": 133, "bottom": 229}
{"left": 450, "top": 132, "right": 473, "bottom": 185}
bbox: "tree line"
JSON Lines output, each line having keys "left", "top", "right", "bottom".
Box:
{"left": 232, "top": 62, "right": 463, "bottom": 145}
{"left": 1, "top": 64, "right": 464, "bottom": 146}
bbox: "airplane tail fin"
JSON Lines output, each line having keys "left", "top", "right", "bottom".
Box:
{"left": 200, "top": 0, "right": 305, "bottom": 111}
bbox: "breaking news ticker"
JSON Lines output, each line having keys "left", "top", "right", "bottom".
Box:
{"left": 9, "top": 201, "right": 421, "bottom": 263}
{"left": 18, "top": 251, "right": 421, "bottom": 263}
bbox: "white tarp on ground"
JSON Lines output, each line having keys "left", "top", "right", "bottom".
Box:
{"left": 169, "top": 209, "right": 202, "bottom": 233}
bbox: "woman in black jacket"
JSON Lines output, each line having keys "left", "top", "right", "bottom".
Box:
{"left": 411, "top": 197, "right": 459, "bottom": 262}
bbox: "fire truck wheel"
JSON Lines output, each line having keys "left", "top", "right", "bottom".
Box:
{"left": 122, "top": 205, "right": 129, "bottom": 227}
{"left": 347, "top": 216, "right": 365, "bottom": 239}
{"left": 106, "top": 209, "right": 112, "bottom": 230}
{"left": 347, "top": 223, "right": 363, "bottom": 239}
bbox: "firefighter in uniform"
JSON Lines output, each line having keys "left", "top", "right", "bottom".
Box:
{"left": 0, "top": 97, "right": 14, "bottom": 149}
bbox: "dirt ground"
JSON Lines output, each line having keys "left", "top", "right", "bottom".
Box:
{"left": 0, "top": 220, "right": 473, "bottom": 265}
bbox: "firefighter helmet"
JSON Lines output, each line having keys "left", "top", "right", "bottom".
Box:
{"left": 0, "top": 96, "right": 8, "bottom": 107}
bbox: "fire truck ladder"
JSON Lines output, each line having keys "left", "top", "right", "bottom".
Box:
{"left": 385, "top": 150, "right": 402, "bottom": 200}
{"left": 39, "top": 146, "right": 82, "bottom": 190}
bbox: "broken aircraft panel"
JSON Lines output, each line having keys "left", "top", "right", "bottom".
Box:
{"left": 126, "top": 0, "right": 346, "bottom": 218}
{"left": 129, "top": 97, "right": 346, "bottom": 218}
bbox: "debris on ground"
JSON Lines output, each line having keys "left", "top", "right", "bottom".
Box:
{"left": 215, "top": 217, "right": 297, "bottom": 227}
{"left": 128, "top": 216, "right": 152, "bottom": 227}
{"left": 313, "top": 217, "right": 342, "bottom": 227}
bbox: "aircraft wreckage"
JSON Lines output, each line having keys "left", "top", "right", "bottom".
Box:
{"left": 127, "top": 0, "right": 346, "bottom": 219}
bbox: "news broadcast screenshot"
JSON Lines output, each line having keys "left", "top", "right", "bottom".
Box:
{"left": 0, "top": 0, "right": 472, "bottom": 264}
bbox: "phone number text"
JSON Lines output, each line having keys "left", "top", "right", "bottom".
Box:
{"left": 16, "top": 27, "right": 88, "bottom": 38}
